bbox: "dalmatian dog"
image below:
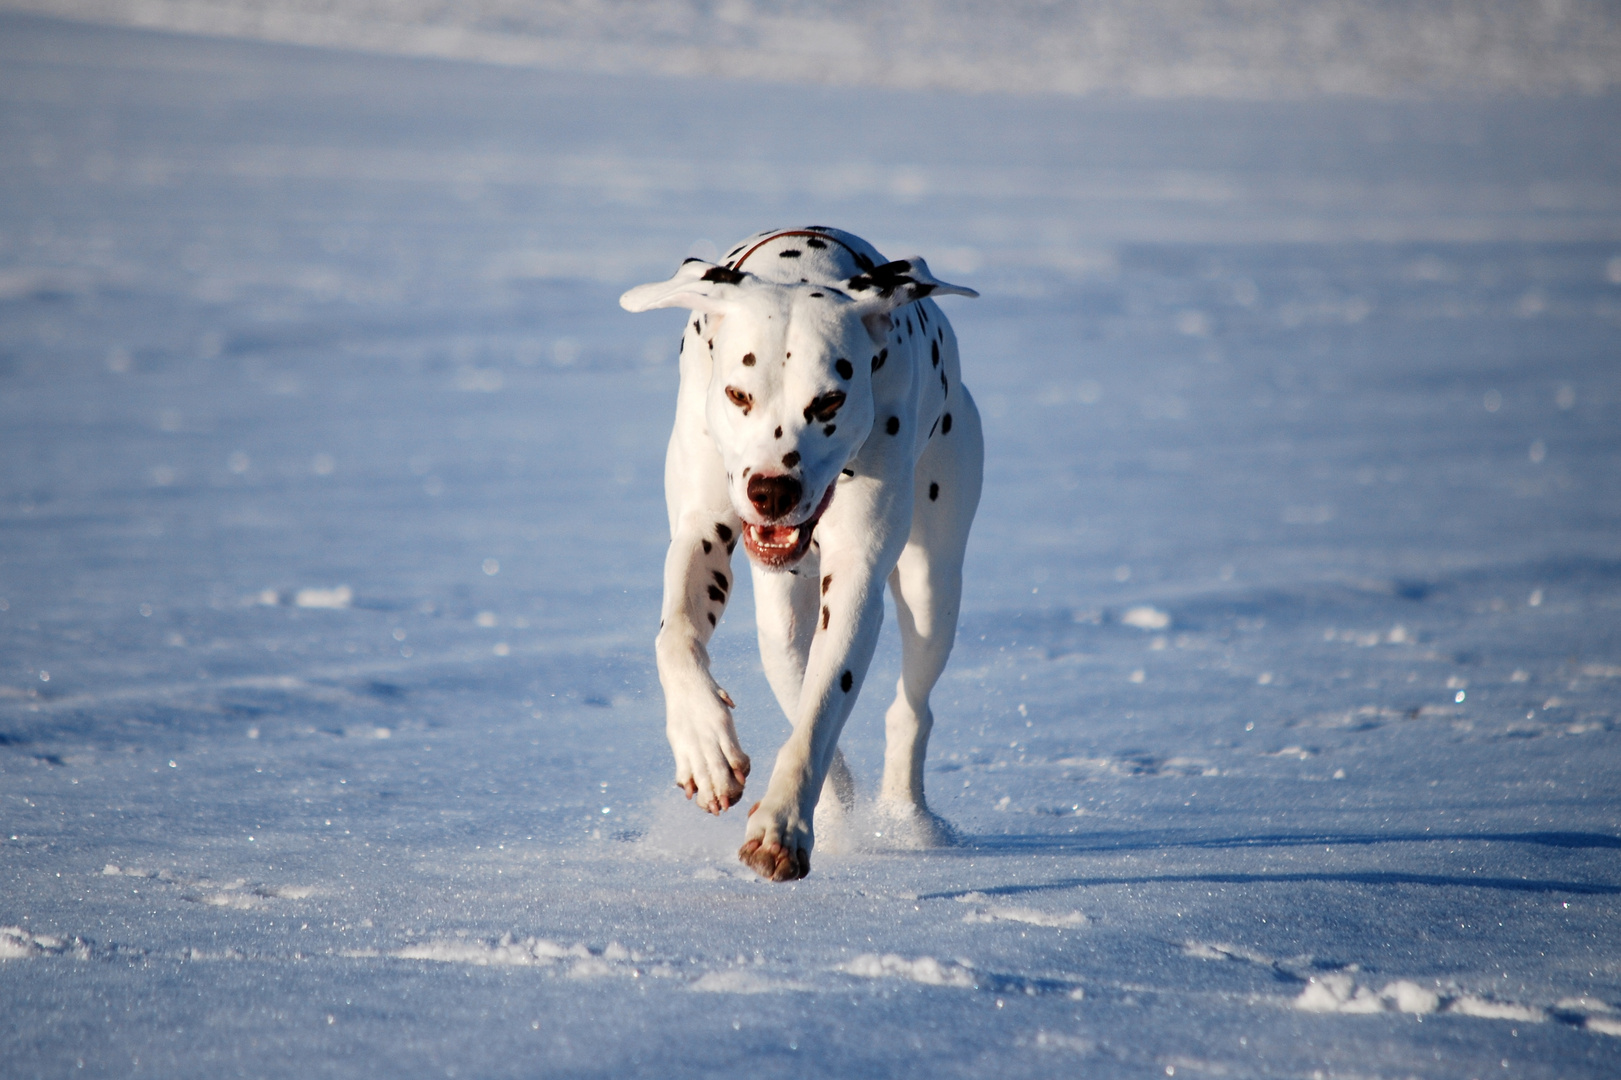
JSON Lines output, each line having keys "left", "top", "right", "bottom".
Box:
{"left": 620, "top": 227, "right": 982, "bottom": 882}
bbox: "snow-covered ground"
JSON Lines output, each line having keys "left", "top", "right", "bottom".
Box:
{"left": 8, "top": 0, "right": 1621, "bottom": 97}
{"left": 2, "top": 12, "right": 1620, "bottom": 1078}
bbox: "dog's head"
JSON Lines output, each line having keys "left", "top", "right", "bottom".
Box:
{"left": 622, "top": 256, "right": 976, "bottom": 569}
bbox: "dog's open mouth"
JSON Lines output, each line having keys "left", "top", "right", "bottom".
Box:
{"left": 742, "top": 484, "right": 835, "bottom": 569}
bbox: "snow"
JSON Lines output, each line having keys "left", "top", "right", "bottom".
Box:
{"left": 956, "top": 893, "right": 1092, "bottom": 929}
{"left": 8, "top": 0, "right": 1621, "bottom": 98}
{"left": 1120, "top": 605, "right": 1172, "bottom": 631}
{"left": 1, "top": 10, "right": 1620, "bottom": 1079}
{"left": 839, "top": 954, "right": 979, "bottom": 989}
{"left": 1293, "top": 972, "right": 1560, "bottom": 1024}
{"left": 294, "top": 585, "right": 354, "bottom": 610}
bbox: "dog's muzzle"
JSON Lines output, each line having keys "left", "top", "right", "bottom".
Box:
{"left": 741, "top": 480, "right": 836, "bottom": 569}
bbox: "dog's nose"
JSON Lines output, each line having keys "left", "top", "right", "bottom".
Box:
{"left": 747, "top": 473, "right": 802, "bottom": 520}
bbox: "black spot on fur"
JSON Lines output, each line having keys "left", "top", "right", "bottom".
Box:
{"left": 692, "top": 320, "right": 700, "bottom": 335}
{"left": 823, "top": 424, "right": 836, "bottom": 436}
{"left": 702, "top": 539, "right": 712, "bottom": 554}
{"left": 941, "top": 372, "right": 948, "bottom": 392}
{"left": 840, "top": 670, "right": 853, "bottom": 692}
{"left": 822, "top": 575, "right": 832, "bottom": 595}
{"left": 713, "top": 570, "right": 729, "bottom": 592}
{"left": 822, "top": 606, "right": 830, "bottom": 630}
{"left": 886, "top": 416, "right": 901, "bottom": 435}
{"left": 871, "top": 348, "right": 888, "bottom": 372}
{"left": 846, "top": 258, "right": 917, "bottom": 298}
{"left": 929, "top": 482, "right": 940, "bottom": 501}
{"left": 774, "top": 426, "right": 783, "bottom": 439}
{"left": 726, "top": 540, "right": 736, "bottom": 555}
{"left": 741, "top": 352, "right": 756, "bottom": 366}
{"left": 782, "top": 451, "right": 800, "bottom": 468}
{"left": 942, "top": 412, "right": 953, "bottom": 434}
{"left": 708, "top": 612, "right": 716, "bottom": 626}
{"left": 931, "top": 341, "right": 939, "bottom": 367}
{"left": 708, "top": 585, "right": 725, "bottom": 602}
{"left": 809, "top": 292, "right": 824, "bottom": 298}
{"left": 716, "top": 523, "right": 733, "bottom": 543}
{"left": 804, "top": 391, "right": 845, "bottom": 423}
{"left": 835, "top": 358, "right": 853, "bottom": 380}
{"left": 805, "top": 237, "right": 826, "bottom": 249}
{"left": 701, "top": 265, "right": 745, "bottom": 285}
{"left": 778, "top": 249, "right": 801, "bottom": 258}
{"left": 842, "top": 468, "right": 854, "bottom": 477}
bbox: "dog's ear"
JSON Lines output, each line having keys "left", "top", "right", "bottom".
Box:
{"left": 845, "top": 257, "right": 976, "bottom": 344}
{"left": 844, "top": 257, "right": 977, "bottom": 317}
{"left": 620, "top": 260, "right": 756, "bottom": 314}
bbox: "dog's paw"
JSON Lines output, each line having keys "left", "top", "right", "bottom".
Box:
{"left": 869, "top": 799, "right": 958, "bottom": 850}
{"left": 738, "top": 801, "right": 812, "bottom": 881}
{"left": 667, "top": 691, "right": 750, "bottom": 815}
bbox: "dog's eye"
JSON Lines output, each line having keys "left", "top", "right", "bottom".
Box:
{"left": 725, "top": 385, "right": 753, "bottom": 414}
{"left": 803, "top": 390, "right": 845, "bottom": 424}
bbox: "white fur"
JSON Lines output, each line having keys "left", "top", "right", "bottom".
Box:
{"left": 621, "top": 227, "right": 982, "bottom": 881}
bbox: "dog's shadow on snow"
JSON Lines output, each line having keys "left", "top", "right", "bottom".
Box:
{"left": 918, "top": 868, "right": 1621, "bottom": 900}
{"left": 920, "top": 827, "right": 1621, "bottom": 898}
{"left": 960, "top": 827, "right": 1621, "bottom": 855}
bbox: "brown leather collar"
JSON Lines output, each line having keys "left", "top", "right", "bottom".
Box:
{"left": 730, "top": 229, "right": 865, "bottom": 270}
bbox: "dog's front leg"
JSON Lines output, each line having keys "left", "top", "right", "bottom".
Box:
{"left": 751, "top": 555, "right": 857, "bottom": 836}
{"left": 656, "top": 507, "right": 751, "bottom": 815}
{"left": 739, "top": 485, "right": 909, "bottom": 880}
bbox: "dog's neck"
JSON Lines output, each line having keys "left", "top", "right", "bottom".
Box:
{"left": 723, "top": 227, "right": 884, "bottom": 288}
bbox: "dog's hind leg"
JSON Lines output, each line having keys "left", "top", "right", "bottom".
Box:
{"left": 878, "top": 392, "right": 983, "bottom": 844}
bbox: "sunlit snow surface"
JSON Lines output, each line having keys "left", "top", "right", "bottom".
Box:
{"left": 2, "top": 14, "right": 1621, "bottom": 1078}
